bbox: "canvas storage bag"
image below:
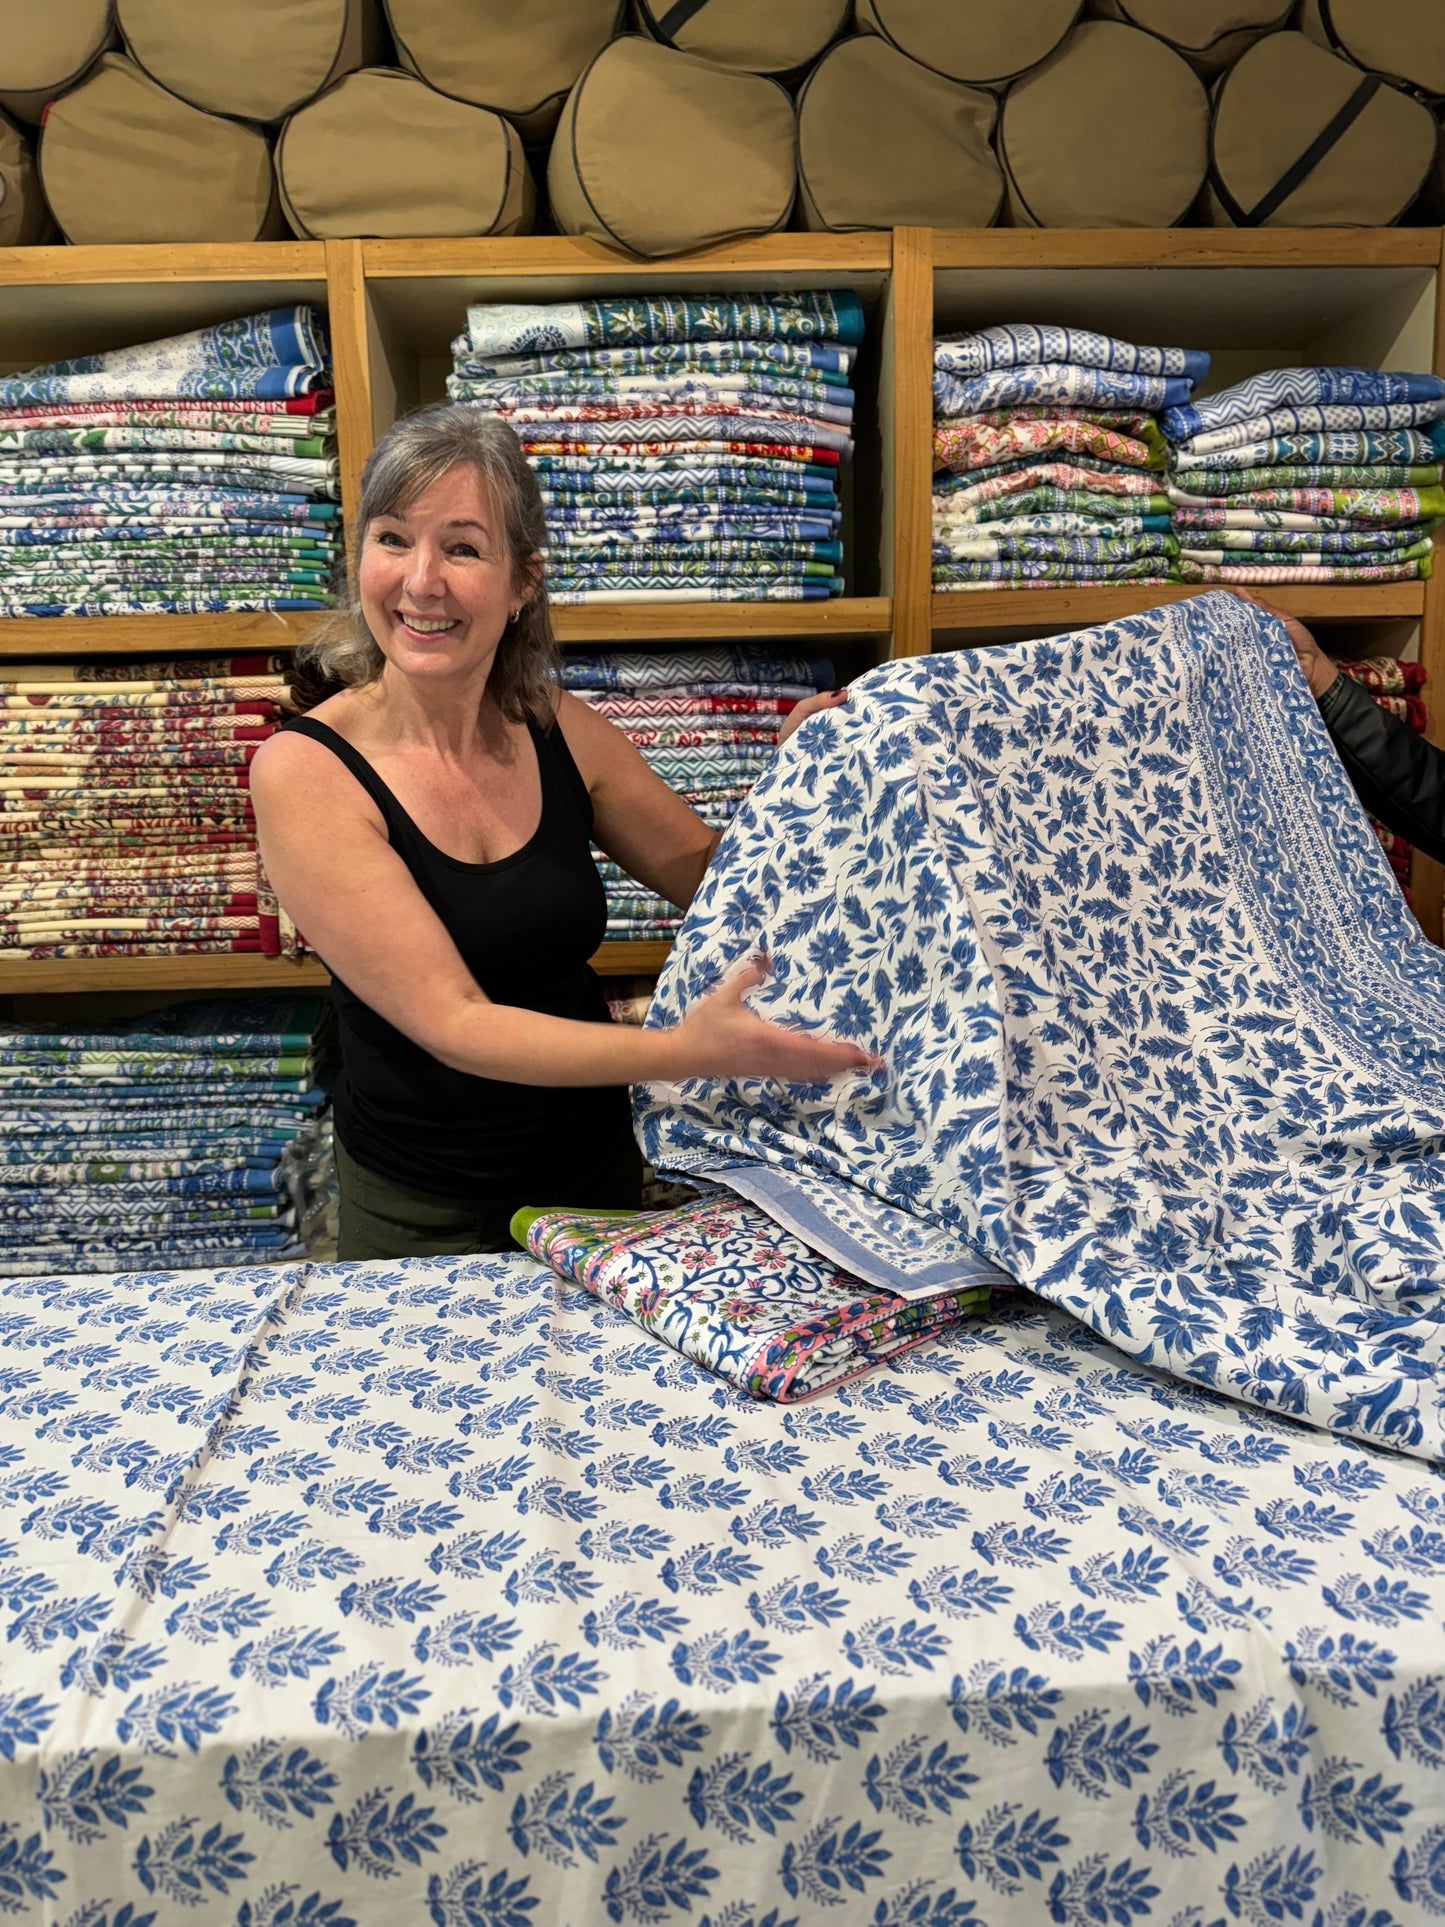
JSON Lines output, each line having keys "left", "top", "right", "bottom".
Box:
{"left": 0, "top": 111, "right": 51, "bottom": 245}
{"left": 0, "top": 0, "right": 115, "bottom": 123}
{"left": 1300, "top": 0, "right": 1445, "bottom": 103}
{"left": 117, "top": 0, "right": 383, "bottom": 125}
{"left": 40, "top": 54, "right": 284, "bottom": 244}
{"left": 278, "top": 67, "right": 532, "bottom": 238}
{"left": 387, "top": 0, "right": 625, "bottom": 141}
{"left": 632, "top": 0, "right": 848, "bottom": 80}
{"left": 1086, "top": 0, "right": 1293, "bottom": 74}
{"left": 854, "top": 0, "right": 1081, "bottom": 89}
{"left": 797, "top": 35, "right": 1002, "bottom": 231}
{"left": 1000, "top": 20, "right": 1209, "bottom": 226}
{"left": 1207, "top": 32, "right": 1436, "bottom": 226}
{"left": 548, "top": 36, "right": 795, "bottom": 257}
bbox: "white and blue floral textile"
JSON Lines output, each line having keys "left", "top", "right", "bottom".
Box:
{"left": 6, "top": 1248, "right": 1445, "bottom": 1925}
{"left": 637, "top": 593, "right": 1445, "bottom": 1462}
{"left": 0, "top": 310, "right": 331, "bottom": 407}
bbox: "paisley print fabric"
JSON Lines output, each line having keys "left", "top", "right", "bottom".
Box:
{"left": 637, "top": 594, "right": 1445, "bottom": 1463}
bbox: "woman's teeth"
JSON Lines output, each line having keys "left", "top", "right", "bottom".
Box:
{"left": 399, "top": 615, "right": 456, "bottom": 633}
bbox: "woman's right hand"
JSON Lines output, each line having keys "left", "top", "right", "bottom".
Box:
{"left": 1231, "top": 589, "right": 1339, "bottom": 700}
{"left": 662, "top": 955, "right": 882, "bottom": 1082}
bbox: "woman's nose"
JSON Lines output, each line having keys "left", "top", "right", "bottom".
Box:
{"left": 404, "top": 540, "right": 447, "bottom": 597}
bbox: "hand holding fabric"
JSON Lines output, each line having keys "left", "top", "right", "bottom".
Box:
{"left": 1229, "top": 588, "right": 1339, "bottom": 699}
{"left": 667, "top": 954, "right": 880, "bottom": 1081}
{"left": 777, "top": 687, "right": 847, "bottom": 745}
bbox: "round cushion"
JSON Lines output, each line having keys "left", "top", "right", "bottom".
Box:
{"left": 386, "top": 0, "right": 624, "bottom": 141}
{"left": 0, "top": 0, "right": 114, "bottom": 123}
{"left": 1088, "top": 0, "right": 1293, "bottom": 74}
{"left": 278, "top": 67, "right": 533, "bottom": 239}
{"left": 548, "top": 35, "right": 795, "bottom": 258}
{"left": 1000, "top": 20, "right": 1209, "bottom": 226}
{"left": 40, "top": 53, "right": 282, "bottom": 244}
{"left": 798, "top": 35, "right": 1002, "bottom": 232}
{"left": 1300, "top": 0, "right": 1445, "bottom": 101}
{"left": 118, "top": 0, "right": 383, "bottom": 125}
{"left": 1207, "top": 31, "right": 1437, "bottom": 227}
{"left": 633, "top": 0, "right": 848, "bottom": 79}
{"left": 854, "top": 0, "right": 1081, "bottom": 88}
{"left": 0, "top": 110, "right": 50, "bottom": 244}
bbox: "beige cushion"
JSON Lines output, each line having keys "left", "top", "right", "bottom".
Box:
{"left": 387, "top": 0, "right": 624, "bottom": 141}
{"left": 854, "top": 0, "right": 1081, "bottom": 88}
{"left": 0, "top": 0, "right": 114, "bottom": 123}
{"left": 1207, "top": 31, "right": 1436, "bottom": 226}
{"left": 0, "top": 110, "right": 51, "bottom": 244}
{"left": 39, "top": 53, "right": 283, "bottom": 244}
{"left": 548, "top": 35, "right": 795, "bottom": 258}
{"left": 1087, "top": 0, "right": 1293, "bottom": 74}
{"left": 118, "top": 0, "right": 383, "bottom": 124}
{"left": 1300, "top": 0, "right": 1445, "bottom": 102}
{"left": 633, "top": 0, "right": 847, "bottom": 78}
{"left": 798, "top": 36, "right": 1001, "bottom": 232}
{"left": 1001, "top": 21, "right": 1208, "bottom": 226}
{"left": 277, "top": 67, "right": 532, "bottom": 239}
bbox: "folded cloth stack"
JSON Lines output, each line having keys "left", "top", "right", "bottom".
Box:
{"left": 0, "top": 653, "right": 302, "bottom": 959}
{"left": 519, "top": 1192, "right": 993, "bottom": 1402}
{"left": 0, "top": 994, "right": 328, "bottom": 1278}
{"left": 447, "top": 292, "right": 862, "bottom": 604}
{"left": 1335, "top": 654, "right": 1429, "bottom": 903}
{"left": 562, "top": 644, "right": 831, "bottom": 940}
{"left": 0, "top": 307, "right": 340, "bottom": 617}
{"left": 1164, "top": 367, "right": 1445, "bottom": 586}
{"left": 931, "top": 323, "right": 1210, "bottom": 591}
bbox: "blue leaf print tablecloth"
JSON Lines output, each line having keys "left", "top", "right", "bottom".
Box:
{"left": 5, "top": 1248, "right": 1445, "bottom": 1925}
{"left": 637, "top": 593, "right": 1445, "bottom": 1462}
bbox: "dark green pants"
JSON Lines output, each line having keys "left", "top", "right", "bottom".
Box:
{"left": 335, "top": 1132, "right": 644, "bottom": 1262}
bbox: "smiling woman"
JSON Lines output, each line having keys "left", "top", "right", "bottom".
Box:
{"left": 249, "top": 403, "right": 871, "bottom": 1260}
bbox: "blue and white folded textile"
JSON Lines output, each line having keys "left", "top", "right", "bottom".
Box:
{"left": 1164, "top": 366, "right": 1445, "bottom": 444}
{"left": 935, "top": 323, "right": 1210, "bottom": 385}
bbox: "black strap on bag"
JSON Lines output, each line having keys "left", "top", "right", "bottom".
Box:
{"left": 644, "top": 0, "right": 713, "bottom": 40}
{"left": 1210, "top": 72, "right": 1380, "bottom": 225}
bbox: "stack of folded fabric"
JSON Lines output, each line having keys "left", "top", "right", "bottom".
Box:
{"left": 0, "top": 994, "right": 328, "bottom": 1278}
{"left": 931, "top": 323, "right": 1210, "bottom": 592}
{"left": 0, "top": 307, "right": 340, "bottom": 617}
{"left": 1164, "top": 367, "right": 1445, "bottom": 586}
{"left": 562, "top": 644, "right": 830, "bottom": 942}
{"left": 0, "top": 653, "right": 301, "bottom": 959}
{"left": 447, "top": 292, "right": 861, "bottom": 603}
{"left": 1337, "top": 654, "right": 1429, "bottom": 904}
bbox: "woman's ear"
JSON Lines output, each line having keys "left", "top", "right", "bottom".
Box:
{"left": 516, "top": 550, "right": 544, "bottom": 608}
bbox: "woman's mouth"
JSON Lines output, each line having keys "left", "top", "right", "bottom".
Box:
{"left": 394, "top": 612, "right": 459, "bottom": 637}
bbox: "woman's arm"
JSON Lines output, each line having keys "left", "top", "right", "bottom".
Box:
{"left": 251, "top": 729, "right": 876, "bottom": 1086}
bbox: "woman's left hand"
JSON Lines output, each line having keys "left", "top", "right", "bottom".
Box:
{"left": 778, "top": 687, "right": 848, "bottom": 746}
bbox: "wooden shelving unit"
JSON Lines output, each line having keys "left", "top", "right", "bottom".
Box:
{"left": 0, "top": 226, "right": 1441, "bottom": 997}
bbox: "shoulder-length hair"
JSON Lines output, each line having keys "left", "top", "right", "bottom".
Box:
{"left": 294, "top": 403, "right": 558, "bottom": 726}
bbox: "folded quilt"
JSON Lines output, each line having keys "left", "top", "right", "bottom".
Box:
{"left": 934, "top": 324, "right": 1209, "bottom": 384}
{"left": 933, "top": 415, "right": 1165, "bottom": 475}
{"left": 1164, "top": 366, "right": 1445, "bottom": 441}
{"left": 936, "top": 364, "right": 1191, "bottom": 417}
{"left": 1177, "top": 527, "right": 1432, "bottom": 555}
{"left": 561, "top": 647, "right": 827, "bottom": 693}
{"left": 934, "top": 560, "right": 1173, "bottom": 586}
{"left": 0, "top": 308, "right": 330, "bottom": 405}
{"left": 520, "top": 1193, "right": 994, "bottom": 1400}
{"left": 461, "top": 292, "right": 865, "bottom": 356}
{"left": 934, "top": 534, "right": 1176, "bottom": 566}
{"left": 1173, "top": 427, "right": 1445, "bottom": 470}
{"left": 1169, "top": 463, "right": 1442, "bottom": 494}
{"left": 1338, "top": 656, "right": 1427, "bottom": 696}
{"left": 936, "top": 485, "right": 1171, "bottom": 525}
{"left": 454, "top": 337, "right": 854, "bottom": 379}
{"left": 1180, "top": 400, "right": 1445, "bottom": 456}
{"left": 1168, "top": 484, "right": 1445, "bottom": 522}
{"left": 635, "top": 593, "right": 1445, "bottom": 1459}
{"left": 1178, "top": 559, "right": 1430, "bottom": 584}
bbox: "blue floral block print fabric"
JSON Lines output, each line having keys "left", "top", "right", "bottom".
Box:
{"left": 6, "top": 1251, "right": 1445, "bottom": 1925}
{"left": 637, "top": 591, "right": 1445, "bottom": 1462}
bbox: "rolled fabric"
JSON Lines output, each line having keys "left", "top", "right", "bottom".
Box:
{"left": 0, "top": 110, "right": 50, "bottom": 246}
{"left": 386, "top": 0, "right": 624, "bottom": 141}
{"left": 547, "top": 36, "right": 795, "bottom": 258}
{"left": 1299, "top": 0, "right": 1445, "bottom": 102}
{"left": 1206, "top": 32, "right": 1436, "bottom": 228}
{"left": 854, "top": 0, "right": 1081, "bottom": 89}
{"left": 796, "top": 34, "right": 1002, "bottom": 232}
{"left": 999, "top": 21, "right": 1208, "bottom": 227}
{"left": 277, "top": 67, "right": 533, "bottom": 239}
{"left": 39, "top": 53, "right": 283, "bottom": 244}
{"left": 1086, "top": 0, "right": 1292, "bottom": 74}
{"left": 633, "top": 0, "right": 847, "bottom": 79}
{"left": 117, "top": 0, "right": 383, "bottom": 123}
{"left": 0, "top": 0, "right": 114, "bottom": 123}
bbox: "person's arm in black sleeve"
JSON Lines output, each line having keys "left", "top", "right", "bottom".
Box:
{"left": 1314, "top": 672, "right": 1445, "bottom": 865}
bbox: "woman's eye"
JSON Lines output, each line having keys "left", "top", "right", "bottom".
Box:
{"left": 374, "top": 529, "right": 406, "bottom": 548}
{"left": 450, "top": 543, "right": 481, "bottom": 560}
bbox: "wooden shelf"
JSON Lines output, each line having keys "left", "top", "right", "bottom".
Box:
{"left": 0, "top": 611, "right": 332, "bottom": 659}
{"left": 931, "top": 584, "right": 1427, "bottom": 635}
{"left": 592, "top": 940, "right": 674, "bottom": 976}
{"left": 554, "top": 600, "right": 890, "bottom": 644}
{"left": 361, "top": 234, "right": 893, "bottom": 281}
{"left": 931, "top": 230, "right": 1441, "bottom": 272}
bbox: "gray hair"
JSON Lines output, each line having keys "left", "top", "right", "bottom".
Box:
{"left": 295, "top": 403, "right": 558, "bottom": 726}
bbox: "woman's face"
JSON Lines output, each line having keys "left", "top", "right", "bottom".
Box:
{"left": 359, "top": 463, "right": 526, "bottom": 689}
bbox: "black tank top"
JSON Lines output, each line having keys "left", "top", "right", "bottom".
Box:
{"left": 283, "top": 711, "right": 630, "bottom": 1197}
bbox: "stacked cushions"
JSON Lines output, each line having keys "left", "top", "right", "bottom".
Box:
{"left": 1165, "top": 366, "right": 1445, "bottom": 586}
{"left": 450, "top": 292, "right": 860, "bottom": 605}
{"left": 853, "top": 0, "right": 1080, "bottom": 89}
{"left": 0, "top": 0, "right": 114, "bottom": 123}
{"left": 563, "top": 644, "right": 830, "bottom": 940}
{"left": 116, "top": 0, "right": 383, "bottom": 123}
{"left": 633, "top": 0, "right": 848, "bottom": 78}
{"left": 0, "top": 109, "right": 49, "bottom": 246}
{"left": 386, "top": 0, "right": 624, "bottom": 140}
{"left": 0, "top": 307, "right": 340, "bottom": 618}
{"left": 0, "top": 994, "right": 327, "bottom": 1278}
{"left": 932, "top": 323, "right": 1209, "bottom": 591}
{"left": 1336, "top": 654, "right": 1429, "bottom": 905}
{"left": 0, "top": 653, "right": 300, "bottom": 961}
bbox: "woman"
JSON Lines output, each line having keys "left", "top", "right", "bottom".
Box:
{"left": 251, "top": 404, "right": 872, "bottom": 1262}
